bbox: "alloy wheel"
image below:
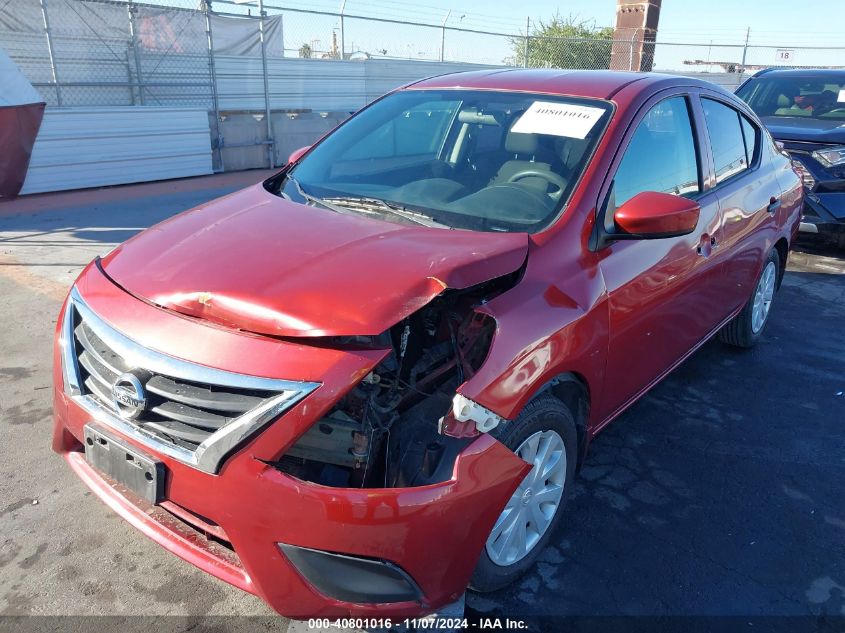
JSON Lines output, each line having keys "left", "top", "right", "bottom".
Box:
{"left": 751, "top": 261, "right": 777, "bottom": 334}
{"left": 485, "top": 429, "right": 566, "bottom": 567}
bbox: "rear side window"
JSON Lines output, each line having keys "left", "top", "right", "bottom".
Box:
{"left": 702, "top": 98, "right": 752, "bottom": 184}
{"left": 612, "top": 96, "right": 700, "bottom": 207}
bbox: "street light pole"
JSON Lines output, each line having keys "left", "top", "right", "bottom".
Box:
{"left": 739, "top": 26, "right": 751, "bottom": 77}
{"left": 440, "top": 10, "right": 451, "bottom": 62}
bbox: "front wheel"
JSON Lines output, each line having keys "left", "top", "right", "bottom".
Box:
{"left": 470, "top": 396, "right": 577, "bottom": 593}
{"left": 718, "top": 248, "right": 780, "bottom": 348}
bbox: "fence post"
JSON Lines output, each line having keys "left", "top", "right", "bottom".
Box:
{"left": 257, "top": 0, "right": 275, "bottom": 168}
{"left": 339, "top": 0, "right": 346, "bottom": 60}
{"left": 439, "top": 10, "right": 450, "bottom": 62}
{"left": 203, "top": 0, "right": 223, "bottom": 171}
{"left": 628, "top": 28, "right": 639, "bottom": 71}
{"left": 38, "top": 0, "right": 62, "bottom": 106}
{"left": 739, "top": 27, "right": 750, "bottom": 78}
{"left": 127, "top": 0, "right": 145, "bottom": 105}
{"left": 523, "top": 16, "right": 530, "bottom": 68}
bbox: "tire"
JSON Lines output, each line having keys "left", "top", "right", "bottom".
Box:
{"left": 469, "top": 395, "right": 578, "bottom": 593}
{"left": 718, "top": 248, "right": 780, "bottom": 348}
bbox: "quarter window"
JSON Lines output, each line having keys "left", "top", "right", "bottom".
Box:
{"left": 612, "top": 96, "right": 700, "bottom": 208}
{"left": 702, "top": 98, "right": 752, "bottom": 183}
{"left": 740, "top": 115, "right": 760, "bottom": 165}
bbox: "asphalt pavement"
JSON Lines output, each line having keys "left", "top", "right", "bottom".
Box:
{"left": 0, "top": 172, "right": 843, "bottom": 630}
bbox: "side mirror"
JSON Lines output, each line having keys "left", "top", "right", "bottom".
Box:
{"left": 613, "top": 191, "right": 700, "bottom": 240}
{"left": 287, "top": 145, "right": 311, "bottom": 164}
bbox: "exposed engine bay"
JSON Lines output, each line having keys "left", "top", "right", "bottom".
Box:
{"left": 274, "top": 273, "right": 519, "bottom": 489}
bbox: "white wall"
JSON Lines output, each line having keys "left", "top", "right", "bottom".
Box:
{"left": 21, "top": 107, "right": 213, "bottom": 194}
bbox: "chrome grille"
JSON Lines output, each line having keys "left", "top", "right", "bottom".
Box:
{"left": 62, "top": 288, "right": 319, "bottom": 473}
{"left": 73, "top": 317, "right": 272, "bottom": 449}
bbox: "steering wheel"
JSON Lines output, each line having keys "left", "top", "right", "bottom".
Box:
{"left": 506, "top": 170, "right": 568, "bottom": 202}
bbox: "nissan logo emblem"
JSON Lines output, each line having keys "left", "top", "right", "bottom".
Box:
{"left": 111, "top": 372, "right": 147, "bottom": 420}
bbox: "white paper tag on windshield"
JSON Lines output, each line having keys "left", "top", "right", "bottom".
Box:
{"left": 838, "top": 89, "right": 845, "bottom": 103}
{"left": 511, "top": 101, "right": 605, "bottom": 139}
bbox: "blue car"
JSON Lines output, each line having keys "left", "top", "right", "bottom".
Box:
{"left": 737, "top": 68, "right": 845, "bottom": 248}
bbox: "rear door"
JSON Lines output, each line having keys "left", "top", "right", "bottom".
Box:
{"left": 695, "top": 93, "right": 783, "bottom": 312}
{"left": 596, "top": 91, "right": 728, "bottom": 421}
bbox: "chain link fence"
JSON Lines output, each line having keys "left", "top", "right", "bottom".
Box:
{"left": 0, "top": 0, "right": 216, "bottom": 107}
{"left": 5, "top": 0, "right": 845, "bottom": 110}
{"left": 3, "top": 0, "right": 845, "bottom": 172}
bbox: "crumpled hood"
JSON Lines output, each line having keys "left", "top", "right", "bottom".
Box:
{"left": 101, "top": 184, "right": 529, "bottom": 337}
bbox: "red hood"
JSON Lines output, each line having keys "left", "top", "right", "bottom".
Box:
{"left": 101, "top": 184, "right": 529, "bottom": 337}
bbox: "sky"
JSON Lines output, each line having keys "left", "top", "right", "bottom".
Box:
{"left": 283, "top": 0, "right": 845, "bottom": 46}
{"left": 248, "top": 0, "right": 845, "bottom": 69}
{"left": 200, "top": 0, "right": 845, "bottom": 70}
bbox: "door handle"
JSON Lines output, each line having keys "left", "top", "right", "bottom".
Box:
{"left": 697, "top": 234, "right": 716, "bottom": 257}
{"left": 767, "top": 197, "right": 781, "bottom": 213}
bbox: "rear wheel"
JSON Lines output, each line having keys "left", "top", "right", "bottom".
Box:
{"left": 718, "top": 248, "right": 780, "bottom": 348}
{"left": 470, "top": 395, "right": 577, "bottom": 593}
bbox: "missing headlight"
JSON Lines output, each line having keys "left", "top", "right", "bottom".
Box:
{"left": 272, "top": 275, "right": 513, "bottom": 489}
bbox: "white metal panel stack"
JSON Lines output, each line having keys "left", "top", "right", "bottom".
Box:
{"left": 214, "top": 57, "right": 499, "bottom": 112}
{"left": 215, "top": 56, "right": 368, "bottom": 112}
{"left": 362, "top": 59, "right": 499, "bottom": 104}
{"left": 20, "top": 107, "right": 213, "bottom": 194}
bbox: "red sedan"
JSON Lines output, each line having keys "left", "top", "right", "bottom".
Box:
{"left": 52, "top": 70, "right": 802, "bottom": 618}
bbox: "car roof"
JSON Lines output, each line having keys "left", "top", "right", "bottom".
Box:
{"left": 407, "top": 68, "right": 724, "bottom": 100}
{"left": 752, "top": 67, "right": 845, "bottom": 79}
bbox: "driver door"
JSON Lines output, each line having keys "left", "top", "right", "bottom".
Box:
{"left": 595, "top": 93, "right": 728, "bottom": 422}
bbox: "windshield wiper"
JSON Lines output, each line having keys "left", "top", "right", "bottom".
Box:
{"left": 321, "top": 195, "right": 450, "bottom": 229}
{"left": 284, "top": 175, "right": 450, "bottom": 229}
{"left": 284, "top": 174, "right": 362, "bottom": 217}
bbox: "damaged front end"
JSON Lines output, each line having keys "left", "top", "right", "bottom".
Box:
{"left": 56, "top": 241, "right": 535, "bottom": 615}
{"left": 274, "top": 272, "right": 518, "bottom": 489}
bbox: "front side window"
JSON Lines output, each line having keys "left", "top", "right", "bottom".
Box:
{"left": 277, "top": 89, "right": 613, "bottom": 233}
{"left": 611, "top": 96, "right": 700, "bottom": 209}
{"left": 702, "top": 98, "right": 751, "bottom": 184}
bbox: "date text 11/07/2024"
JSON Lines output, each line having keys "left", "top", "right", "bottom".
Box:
{"left": 306, "top": 618, "right": 530, "bottom": 629}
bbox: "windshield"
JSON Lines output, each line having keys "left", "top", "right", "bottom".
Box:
{"left": 277, "top": 89, "right": 612, "bottom": 232}
{"left": 737, "top": 75, "right": 845, "bottom": 121}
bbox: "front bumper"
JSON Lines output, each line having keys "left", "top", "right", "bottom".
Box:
{"left": 784, "top": 149, "right": 845, "bottom": 240}
{"left": 52, "top": 264, "right": 529, "bottom": 618}
{"left": 800, "top": 193, "right": 845, "bottom": 238}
